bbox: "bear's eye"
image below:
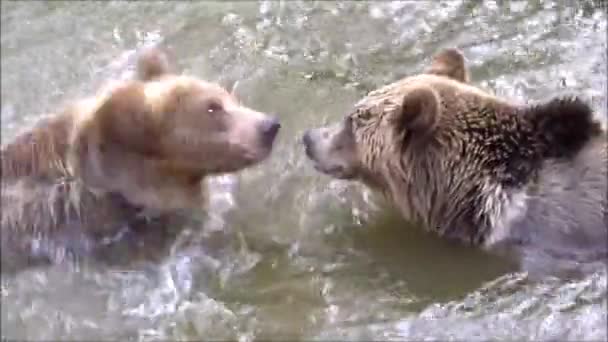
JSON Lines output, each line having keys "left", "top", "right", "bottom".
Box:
{"left": 206, "top": 101, "right": 223, "bottom": 114}
{"left": 354, "top": 109, "right": 372, "bottom": 121}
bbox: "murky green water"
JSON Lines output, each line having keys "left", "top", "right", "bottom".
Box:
{"left": 1, "top": 1, "right": 607, "bottom": 341}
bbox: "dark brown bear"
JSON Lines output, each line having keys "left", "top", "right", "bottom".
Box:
{"left": 303, "top": 48, "right": 607, "bottom": 274}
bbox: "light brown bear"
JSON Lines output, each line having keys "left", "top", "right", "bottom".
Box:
{"left": 302, "top": 48, "right": 607, "bottom": 275}
{"left": 1, "top": 48, "right": 280, "bottom": 269}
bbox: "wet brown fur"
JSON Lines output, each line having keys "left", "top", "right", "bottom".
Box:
{"left": 1, "top": 48, "right": 279, "bottom": 269}
{"left": 303, "top": 48, "right": 607, "bottom": 272}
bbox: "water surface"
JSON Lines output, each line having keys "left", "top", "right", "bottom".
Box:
{"left": 1, "top": 1, "right": 607, "bottom": 341}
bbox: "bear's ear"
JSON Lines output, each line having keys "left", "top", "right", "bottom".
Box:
{"left": 527, "top": 96, "right": 602, "bottom": 158}
{"left": 425, "top": 48, "right": 470, "bottom": 83}
{"left": 136, "top": 47, "right": 171, "bottom": 82}
{"left": 394, "top": 86, "right": 441, "bottom": 139}
{"left": 68, "top": 82, "right": 164, "bottom": 186}
{"left": 91, "top": 82, "right": 163, "bottom": 156}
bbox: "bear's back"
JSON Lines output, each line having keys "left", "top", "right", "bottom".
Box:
{"left": 489, "top": 134, "right": 607, "bottom": 275}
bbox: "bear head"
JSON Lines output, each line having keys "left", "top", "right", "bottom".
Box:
{"left": 68, "top": 48, "right": 281, "bottom": 212}
{"left": 302, "top": 48, "right": 603, "bottom": 245}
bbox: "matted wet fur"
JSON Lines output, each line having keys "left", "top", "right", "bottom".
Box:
{"left": 302, "top": 48, "right": 607, "bottom": 277}
{"left": 1, "top": 48, "right": 281, "bottom": 271}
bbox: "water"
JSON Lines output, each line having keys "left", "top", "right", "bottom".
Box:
{"left": 1, "top": 1, "right": 607, "bottom": 340}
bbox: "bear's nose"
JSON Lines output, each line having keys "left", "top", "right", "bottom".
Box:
{"left": 261, "top": 117, "right": 281, "bottom": 145}
{"left": 302, "top": 131, "right": 315, "bottom": 159}
{"left": 302, "top": 131, "right": 312, "bottom": 148}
